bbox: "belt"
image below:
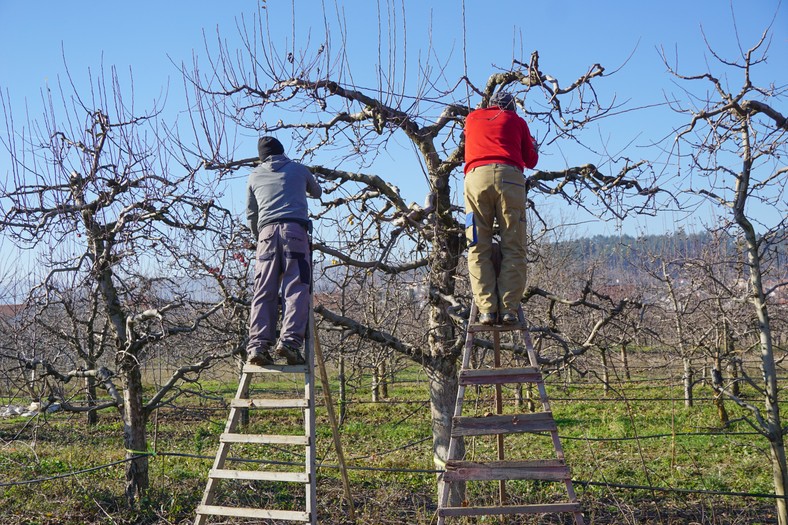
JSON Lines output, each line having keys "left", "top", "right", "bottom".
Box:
{"left": 471, "top": 163, "right": 522, "bottom": 172}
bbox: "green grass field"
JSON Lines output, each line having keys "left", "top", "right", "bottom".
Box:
{"left": 0, "top": 361, "right": 781, "bottom": 524}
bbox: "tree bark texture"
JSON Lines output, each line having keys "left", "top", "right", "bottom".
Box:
{"left": 121, "top": 363, "right": 149, "bottom": 505}
{"left": 427, "top": 358, "right": 465, "bottom": 507}
{"left": 734, "top": 120, "right": 787, "bottom": 525}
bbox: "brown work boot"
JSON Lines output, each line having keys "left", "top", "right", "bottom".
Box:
{"left": 276, "top": 342, "right": 305, "bottom": 365}
{"left": 247, "top": 348, "right": 274, "bottom": 366}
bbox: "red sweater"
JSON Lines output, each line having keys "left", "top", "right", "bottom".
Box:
{"left": 463, "top": 107, "right": 538, "bottom": 174}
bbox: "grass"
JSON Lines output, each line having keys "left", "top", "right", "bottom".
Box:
{"left": 0, "top": 356, "right": 783, "bottom": 524}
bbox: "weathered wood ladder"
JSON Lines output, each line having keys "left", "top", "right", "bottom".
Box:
{"left": 437, "top": 303, "right": 585, "bottom": 524}
{"left": 194, "top": 326, "right": 317, "bottom": 524}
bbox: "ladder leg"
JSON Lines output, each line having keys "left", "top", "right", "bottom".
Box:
{"left": 194, "top": 372, "right": 255, "bottom": 525}
{"left": 493, "top": 329, "right": 506, "bottom": 504}
{"left": 437, "top": 302, "right": 477, "bottom": 525}
{"left": 305, "top": 315, "right": 317, "bottom": 525}
{"left": 307, "top": 238, "right": 318, "bottom": 525}
{"left": 437, "top": 303, "right": 584, "bottom": 523}
{"left": 520, "top": 305, "right": 585, "bottom": 524}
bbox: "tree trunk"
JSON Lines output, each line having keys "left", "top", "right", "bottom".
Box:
{"left": 664, "top": 262, "right": 693, "bottom": 407}
{"left": 771, "top": 440, "right": 788, "bottom": 525}
{"left": 711, "top": 350, "right": 729, "bottom": 425}
{"left": 379, "top": 360, "right": 388, "bottom": 399}
{"left": 85, "top": 376, "right": 98, "bottom": 426}
{"left": 722, "top": 322, "right": 741, "bottom": 398}
{"left": 372, "top": 362, "right": 380, "bottom": 402}
{"left": 85, "top": 355, "right": 98, "bottom": 427}
{"left": 426, "top": 176, "right": 464, "bottom": 504}
{"left": 734, "top": 123, "right": 787, "bottom": 525}
{"left": 683, "top": 357, "right": 694, "bottom": 408}
{"left": 621, "top": 342, "right": 631, "bottom": 380}
{"left": 744, "top": 233, "right": 786, "bottom": 523}
{"left": 121, "top": 362, "right": 149, "bottom": 506}
{"left": 339, "top": 354, "right": 347, "bottom": 425}
{"left": 526, "top": 382, "right": 536, "bottom": 413}
{"left": 729, "top": 358, "right": 741, "bottom": 398}
{"left": 428, "top": 357, "right": 465, "bottom": 507}
{"left": 515, "top": 383, "right": 523, "bottom": 409}
{"left": 601, "top": 347, "right": 610, "bottom": 396}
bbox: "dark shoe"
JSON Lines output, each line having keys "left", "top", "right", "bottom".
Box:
{"left": 248, "top": 348, "right": 274, "bottom": 366}
{"left": 276, "top": 342, "right": 305, "bottom": 365}
{"left": 501, "top": 311, "right": 518, "bottom": 325}
{"left": 478, "top": 313, "right": 497, "bottom": 326}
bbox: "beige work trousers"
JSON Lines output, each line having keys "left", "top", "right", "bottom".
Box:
{"left": 464, "top": 163, "right": 527, "bottom": 314}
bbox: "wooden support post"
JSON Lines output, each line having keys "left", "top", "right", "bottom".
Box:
{"left": 313, "top": 319, "right": 356, "bottom": 521}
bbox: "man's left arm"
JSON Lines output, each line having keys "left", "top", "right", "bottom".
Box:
{"left": 521, "top": 121, "right": 539, "bottom": 169}
{"left": 305, "top": 169, "right": 322, "bottom": 199}
{"left": 246, "top": 184, "right": 259, "bottom": 239}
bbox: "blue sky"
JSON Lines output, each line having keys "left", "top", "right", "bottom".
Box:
{"left": 1, "top": 0, "right": 786, "bottom": 238}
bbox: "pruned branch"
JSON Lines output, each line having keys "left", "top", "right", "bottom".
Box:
{"left": 314, "top": 304, "right": 430, "bottom": 365}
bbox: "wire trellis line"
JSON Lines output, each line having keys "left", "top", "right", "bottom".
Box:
{"left": 1, "top": 449, "right": 783, "bottom": 502}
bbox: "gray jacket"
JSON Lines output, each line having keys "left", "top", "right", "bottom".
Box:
{"left": 246, "top": 154, "right": 322, "bottom": 238}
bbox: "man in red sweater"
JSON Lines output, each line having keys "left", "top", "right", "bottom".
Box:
{"left": 464, "top": 91, "right": 539, "bottom": 325}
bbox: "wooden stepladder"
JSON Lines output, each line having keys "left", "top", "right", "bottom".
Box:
{"left": 194, "top": 327, "right": 317, "bottom": 524}
{"left": 437, "top": 303, "right": 584, "bottom": 524}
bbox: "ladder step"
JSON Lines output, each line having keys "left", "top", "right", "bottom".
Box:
{"left": 230, "top": 398, "right": 309, "bottom": 409}
{"left": 438, "top": 502, "right": 582, "bottom": 518}
{"left": 197, "top": 504, "right": 310, "bottom": 521}
{"left": 444, "top": 459, "right": 570, "bottom": 482}
{"left": 459, "top": 367, "right": 542, "bottom": 386}
{"left": 468, "top": 323, "right": 524, "bottom": 333}
{"left": 452, "top": 411, "right": 557, "bottom": 436}
{"left": 243, "top": 363, "right": 308, "bottom": 374}
{"left": 221, "top": 433, "right": 310, "bottom": 446}
{"left": 209, "top": 468, "right": 309, "bottom": 483}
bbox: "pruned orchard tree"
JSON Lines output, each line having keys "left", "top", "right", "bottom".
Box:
{"left": 0, "top": 66, "right": 247, "bottom": 504}
{"left": 662, "top": 30, "right": 788, "bottom": 523}
{"left": 183, "top": 6, "right": 659, "bottom": 504}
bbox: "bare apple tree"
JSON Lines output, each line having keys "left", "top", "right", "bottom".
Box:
{"left": 662, "top": 30, "right": 788, "bottom": 523}
{"left": 182, "top": 6, "right": 659, "bottom": 504}
{"left": 0, "top": 65, "right": 246, "bottom": 504}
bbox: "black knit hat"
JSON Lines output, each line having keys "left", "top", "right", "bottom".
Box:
{"left": 490, "top": 91, "right": 516, "bottom": 111}
{"left": 258, "top": 136, "right": 285, "bottom": 160}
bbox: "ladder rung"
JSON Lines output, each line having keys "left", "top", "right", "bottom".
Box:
{"left": 209, "top": 468, "right": 309, "bottom": 483}
{"left": 231, "top": 398, "right": 309, "bottom": 409}
{"left": 467, "top": 323, "right": 524, "bottom": 333}
{"left": 438, "top": 502, "right": 582, "bottom": 518}
{"left": 451, "top": 411, "right": 556, "bottom": 436}
{"left": 243, "top": 363, "right": 308, "bottom": 374}
{"left": 444, "top": 459, "right": 570, "bottom": 482}
{"left": 197, "top": 504, "right": 310, "bottom": 521}
{"left": 459, "top": 367, "right": 542, "bottom": 386}
{"left": 220, "top": 433, "right": 310, "bottom": 445}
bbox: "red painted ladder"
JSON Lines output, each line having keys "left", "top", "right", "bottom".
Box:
{"left": 437, "top": 303, "right": 585, "bottom": 524}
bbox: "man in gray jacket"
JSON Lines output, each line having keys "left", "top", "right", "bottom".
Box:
{"left": 246, "top": 136, "right": 322, "bottom": 366}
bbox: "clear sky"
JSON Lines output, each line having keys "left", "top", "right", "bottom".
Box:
{"left": 1, "top": 0, "right": 786, "bottom": 238}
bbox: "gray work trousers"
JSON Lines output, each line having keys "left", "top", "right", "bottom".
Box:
{"left": 247, "top": 222, "right": 311, "bottom": 353}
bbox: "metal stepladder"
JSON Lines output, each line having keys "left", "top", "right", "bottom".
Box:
{"left": 194, "top": 316, "right": 317, "bottom": 524}
{"left": 437, "top": 303, "right": 584, "bottom": 524}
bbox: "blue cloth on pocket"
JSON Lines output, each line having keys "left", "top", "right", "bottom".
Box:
{"left": 465, "top": 212, "right": 477, "bottom": 247}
